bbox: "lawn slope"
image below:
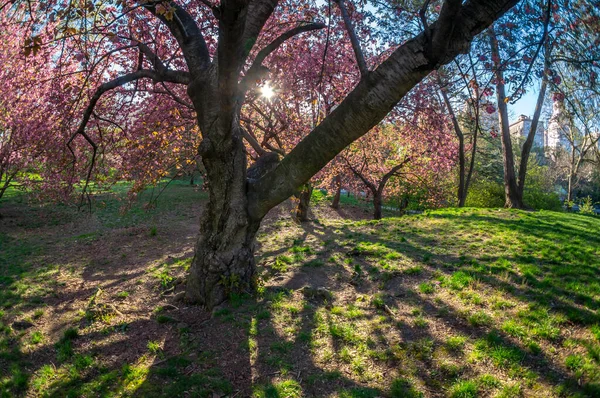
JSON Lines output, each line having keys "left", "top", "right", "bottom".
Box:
{"left": 1, "top": 192, "right": 600, "bottom": 397}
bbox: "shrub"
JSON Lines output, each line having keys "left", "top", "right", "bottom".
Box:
{"left": 580, "top": 196, "right": 595, "bottom": 215}
{"left": 465, "top": 181, "right": 505, "bottom": 208}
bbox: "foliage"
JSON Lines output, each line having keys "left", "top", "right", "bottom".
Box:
{"left": 522, "top": 161, "right": 562, "bottom": 211}
{"left": 580, "top": 196, "right": 595, "bottom": 215}
{"left": 465, "top": 181, "right": 505, "bottom": 208}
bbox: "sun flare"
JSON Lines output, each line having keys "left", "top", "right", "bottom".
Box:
{"left": 260, "top": 83, "right": 275, "bottom": 99}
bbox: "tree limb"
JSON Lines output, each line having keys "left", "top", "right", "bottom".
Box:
{"left": 247, "top": 0, "right": 520, "bottom": 220}
{"left": 240, "top": 0, "right": 280, "bottom": 61}
{"left": 143, "top": 0, "right": 211, "bottom": 72}
{"left": 333, "top": 0, "right": 368, "bottom": 77}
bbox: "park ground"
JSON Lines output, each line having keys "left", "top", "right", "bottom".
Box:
{"left": 1, "top": 182, "right": 600, "bottom": 397}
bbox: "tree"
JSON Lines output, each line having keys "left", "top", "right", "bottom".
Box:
{"left": 12, "top": 0, "right": 520, "bottom": 308}
{"left": 484, "top": 0, "right": 600, "bottom": 208}
{"left": 550, "top": 92, "right": 600, "bottom": 204}
{"left": 341, "top": 84, "right": 455, "bottom": 219}
{"left": 0, "top": 11, "right": 78, "bottom": 202}
{"left": 436, "top": 58, "right": 494, "bottom": 207}
{"left": 485, "top": 0, "right": 553, "bottom": 208}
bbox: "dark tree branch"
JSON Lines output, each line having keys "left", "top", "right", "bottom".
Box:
{"left": 240, "top": 125, "right": 267, "bottom": 156}
{"left": 429, "top": 0, "right": 463, "bottom": 65}
{"left": 247, "top": 0, "right": 520, "bottom": 220}
{"left": 137, "top": 42, "right": 168, "bottom": 72}
{"left": 159, "top": 82, "right": 194, "bottom": 109}
{"left": 419, "top": 0, "right": 432, "bottom": 38}
{"left": 333, "top": 0, "right": 368, "bottom": 77}
{"left": 143, "top": 0, "right": 211, "bottom": 72}
{"left": 240, "top": 0, "right": 280, "bottom": 61}
{"left": 197, "top": 0, "right": 221, "bottom": 18}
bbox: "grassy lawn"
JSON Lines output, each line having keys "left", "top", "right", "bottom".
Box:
{"left": 1, "top": 185, "right": 600, "bottom": 397}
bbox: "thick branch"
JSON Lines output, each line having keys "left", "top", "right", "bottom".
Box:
{"left": 240, "top": 125, "right": 267, "bottom": 156}
{"left": 247, "top": 0, "right": 519, "bottom": 220}
{"left": 137, "top": 42, "right": 168, "bottom": 72}
{"left": 430, "top": 0, "right": 463, "bottom": 64}
{"left": 240, "top": 0, "right": 280, "bottom": 61}
{"left": 143, "top": 1, "right": 210, "bottom": 72}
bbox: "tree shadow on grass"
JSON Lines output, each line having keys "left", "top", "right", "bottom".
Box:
{"left": 3, "top": 206, "right": 600, "bottom": 397}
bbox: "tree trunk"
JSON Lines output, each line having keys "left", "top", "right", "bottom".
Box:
{"left": 517, "top": 44, "right": 550, "bottom": 204}
{"left": 399, "top": 197, "right": 409, "bottom": 214}
{"left": 373, "top": 192, "right": 383, "bottom": 220}
{"left": 185, "top": 107, "right": 261, "bottom": 308}
{"left": 567, "top": 146, "right": 580, "bottom": 206}
{"left": 457, "top": 134, "right": 467, "bottom": 207}
{"left": 331, "top": 175, "right": 342, "bottom": 209}
{"left": 186, "top": 210, "right": 260, "bottom": 308}
{"left": 295, "top": 184, "right": 313, "bottom": 222}
{"left": 437, "top": 73, "right": 467, "bottom": 207}
{"left": 490, "top": 28, "right": 524, "bottom": 209}
{"left": 567, "top": 171, "right": 573, "bottom": 205}
{"left": 464, "top": 129, "right": 477, "bottom": 206}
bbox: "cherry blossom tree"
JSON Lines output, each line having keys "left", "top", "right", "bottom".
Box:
{"left": 0, "top": 10, "right": 80, "bottom": 202}
{"left": 11, "top": 0, "right": 520, "bottom": 308}
{"left": 340, "top": 84, "right": 456, "bottom": 219}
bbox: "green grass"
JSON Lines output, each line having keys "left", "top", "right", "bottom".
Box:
{"left": 418, "top": 282, "right": 435, "bottom": 294}
{"left": 448, "top": 380, "right": 478, "bottom": 398}
{"left": 4, "top": 183, "right": 600, "bottom": 398}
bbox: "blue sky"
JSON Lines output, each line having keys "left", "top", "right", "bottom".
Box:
{"left": 509, "top": 90, "right": 540, "bottom": 120}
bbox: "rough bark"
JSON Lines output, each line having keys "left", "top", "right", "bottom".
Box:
{"left": 185, "top": 120, "right": 260, "bottom": 308}
{"left": 331, "top": 175, "right": 342, "bottom": 209}
{"left": 490, "top": 28, "right": 524, "bottom": 209}
{"left": 373, "top": 192, "right": 383, "bottom": 220}
{"left": 295, "top": 184, "right": 313, "bottom": 222}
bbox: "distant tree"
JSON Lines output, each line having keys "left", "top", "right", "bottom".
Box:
{"left": 340, "top": 86, "right": 456, "bottom": 219}
{"left": 550, "top": 92, "right": 600, "bottom": 204}
{"left": 487, "top": 0, "right": 600, "bottom": 208}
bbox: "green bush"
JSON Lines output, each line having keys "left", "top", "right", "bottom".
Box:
{"left": 523, "top": 189, "right": 562, "bottom": 211}
{"left": 580, "top": 196, "right": 595, "bottom": 215}
{"left": 522, "top": 161, "right": 562, "bottom": 211}
{"left": 465, "top": 181, "right": 505, "bottom": 208}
